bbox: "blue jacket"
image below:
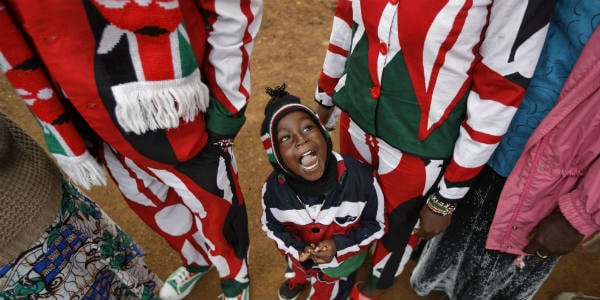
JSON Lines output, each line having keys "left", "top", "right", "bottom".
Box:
{"left": 488, "top": 0, "right": 600, "bottom": 177}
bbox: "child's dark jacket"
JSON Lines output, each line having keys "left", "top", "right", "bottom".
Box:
{"left": 261, "top": 152, "right": 385, "bottom": 269}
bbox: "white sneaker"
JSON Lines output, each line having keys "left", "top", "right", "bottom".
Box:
{"left": 159, "top": 266, "right": 213, "bottom": 300}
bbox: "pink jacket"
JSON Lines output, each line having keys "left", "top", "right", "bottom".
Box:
{"left": 486, "top": 28, "right": 600, "bottom": 256}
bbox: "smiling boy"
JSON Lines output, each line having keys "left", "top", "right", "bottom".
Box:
{"left": 259, "top": 84, "right": 385, "bottom": 300}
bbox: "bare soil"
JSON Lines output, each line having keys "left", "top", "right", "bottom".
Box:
{"left": 1, "top": 0, "right": 598, "bottom": 299}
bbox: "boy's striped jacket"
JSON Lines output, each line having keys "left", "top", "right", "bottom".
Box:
{"left": 261, "top": 152, "right": 385, "bottom": 269}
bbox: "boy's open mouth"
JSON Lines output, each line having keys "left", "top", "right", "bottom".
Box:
{"left": 300, "top": 150, "right": 319, "bottom": 171}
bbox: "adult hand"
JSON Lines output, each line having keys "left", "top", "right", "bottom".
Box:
{"left": 310, "top": 240, "right": 336, "bottom": 264}
{"left": 315, "top": 105, "right": 335, "bottom": 130}
{"left": 414, "top": 206, "right": 452, "bottom": 240}
{"left": 523, "top": 209, "right": 584, "bottom": 258}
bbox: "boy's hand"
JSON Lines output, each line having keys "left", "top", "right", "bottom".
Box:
{"left": 299, "top": 245, "right": 315, "bottom": 262}
{"left": 310, "top": 240, "right": 336, "bottom": 264}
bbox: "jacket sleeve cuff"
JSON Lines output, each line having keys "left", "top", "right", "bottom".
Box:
{"left": 205, "top": 94, "right": 246, "bottom": 138}
{"left": 314, "top": 88, "right": 335, "bottom": 107}
{"left": 436, "top": 180, "right": 467, "bottom": 204}
{"left": 559, "top": 192, "right": 599, "bottom": 238}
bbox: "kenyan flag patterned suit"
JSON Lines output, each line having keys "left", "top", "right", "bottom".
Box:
{"left": 0, "top": 0, "right": 262, "bottom": 297}
{"left": 315, "top": 0, "right": 555, "bottom": 291}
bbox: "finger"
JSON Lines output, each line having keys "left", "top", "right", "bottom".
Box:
{"left": 414, "top": 228, "right": 431, "bottom": 240}
{"left": 523, "top": 240, "right": 539, "bottom": 254}
{"left": 299, "top": 252, "right": 310, "bottom": 262}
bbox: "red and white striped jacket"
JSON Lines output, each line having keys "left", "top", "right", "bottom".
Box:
{"left": 315, "top": 0, "right": 554, "bottom": 200}
{"left": 0, "top": 0, "right": 262, "bottom": 188}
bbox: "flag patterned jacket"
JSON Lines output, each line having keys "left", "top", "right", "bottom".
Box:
{"left": 0, "top": 0, "right": 262, "bottom": 189}
{"left": 261, "top": 152, "right": 385, "bottom": 269}
{"left": 315, "top": 0, "right": 555, "bottom": 201}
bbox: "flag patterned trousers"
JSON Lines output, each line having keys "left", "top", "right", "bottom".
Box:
{"left": 101, "top": 141, "right": 249, "bottom": 297}
{"left": 339, "top": 113, "right": 443, "bottom": 290}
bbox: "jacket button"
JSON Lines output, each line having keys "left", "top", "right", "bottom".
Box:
{"left": 379, "top": 42, "right": 388, "bottom": 55}
{"left": 512, "top": 225, "right": 518, "bottom": 230}
{"left": 370, "top": 86, "right": 380, "bottom": 99}
{"left": 87, "top": 103, "right": 97, "bottom": 109}
{"left": 312, "top": 227, "right": 320, "bottom": 233}
{"left": 390, "top": 0, "right": 399, "bottom": 4}
{"left": 45, "top": 36, "right": 58, "bottom": 44}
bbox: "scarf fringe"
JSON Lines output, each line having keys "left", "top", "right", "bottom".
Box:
{"left": 112, "top": 69, "right": 209, "bottom": 135}
{"left": 53, "top": 152, "right": 107, "bottom": 190}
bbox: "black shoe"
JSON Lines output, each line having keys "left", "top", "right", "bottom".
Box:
{"left": 278, "top": 280, "right": 306, "bottom": 300}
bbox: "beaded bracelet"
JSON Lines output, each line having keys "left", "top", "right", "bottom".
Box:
{"left": 426, "top": 193, "right": 456, "bottom": 216}
{"left": 212, "top": 138, "right": 234, "bottom": 148}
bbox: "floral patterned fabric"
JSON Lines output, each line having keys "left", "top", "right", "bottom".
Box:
{"left": 0, "top": 181, "right": 162, "bottom": 299}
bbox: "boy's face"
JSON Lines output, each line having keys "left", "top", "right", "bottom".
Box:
{"left": 276, "top": 111, "right": 327, "bottom": 181}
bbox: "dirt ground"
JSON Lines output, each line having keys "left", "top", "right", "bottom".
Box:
{"left": 1, "top": 0, "right": 599, "bottom": 299}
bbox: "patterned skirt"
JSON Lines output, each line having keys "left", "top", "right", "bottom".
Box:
{"left": 0, "top": 181, "right": 162, "bottom": 299}
{"left": 410, "top": 166, "right": 558, "bottom": 300}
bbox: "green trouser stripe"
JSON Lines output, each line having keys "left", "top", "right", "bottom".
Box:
{"left": 367, "top": 273, "right": 379, "bottom": 291}
{"left": 221, "top": 278, "right": 249, "bottom": 298}
{"left": 186, "top": 265, "right": 212, "bottom": 274}
{"left": 322, "top": 251, "right": 368, "bottom": 278}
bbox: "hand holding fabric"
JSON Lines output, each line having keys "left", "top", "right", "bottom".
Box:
{"left": 299, "top": 245, "right": 314, "bottom": 262}
{"left": 310, "top": 240, "right": 337, "bottom": 264}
